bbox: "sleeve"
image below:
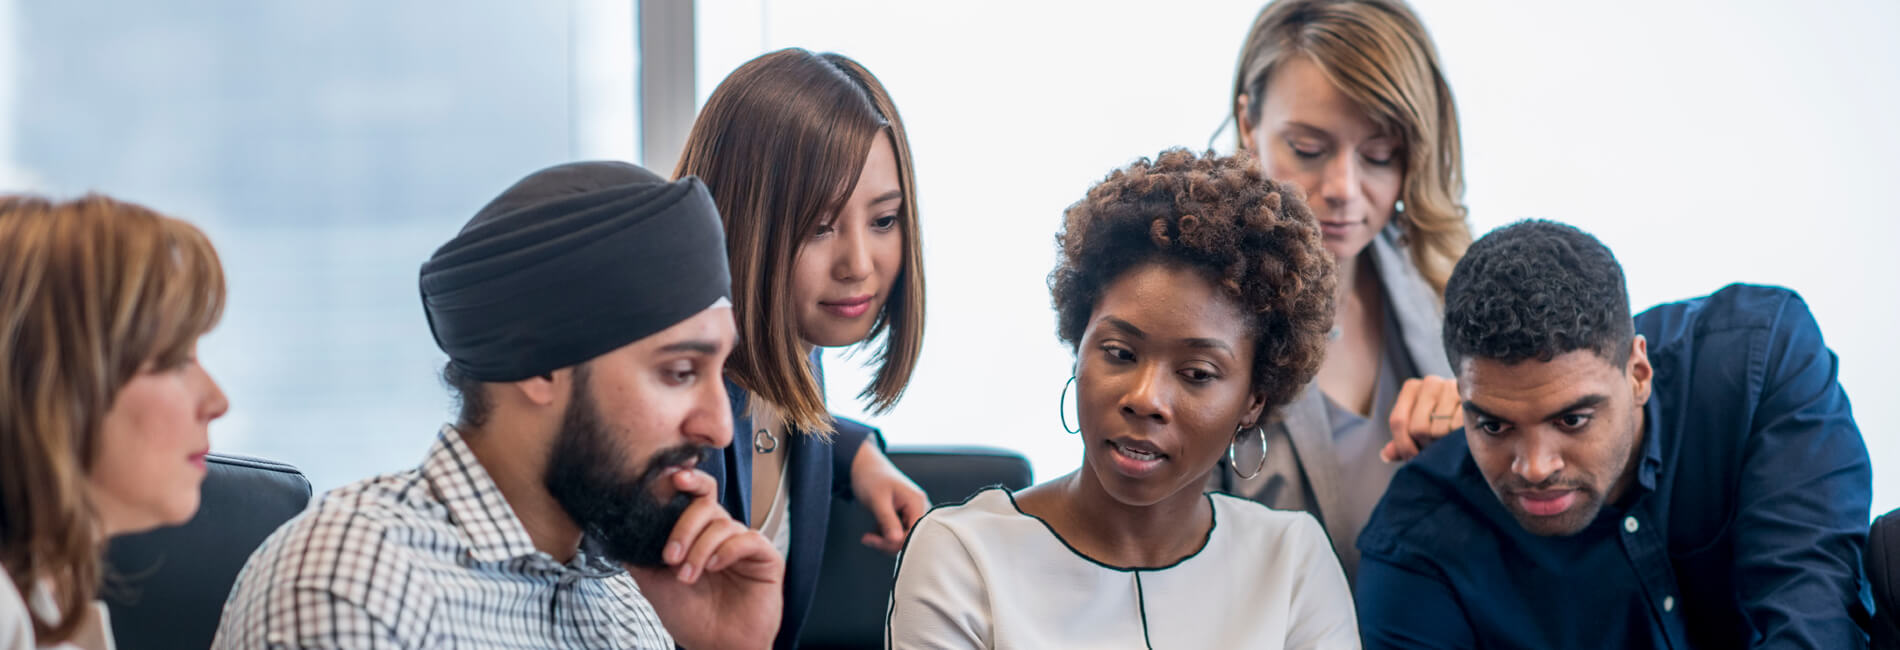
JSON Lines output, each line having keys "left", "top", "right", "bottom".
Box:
{"left": 1354, "top": 554, "right": 1476, "bottom": 650}
{"left": 830, "top": 414, "right": 884, "bottom": 500}
{"left": 886, "top": 514, "right": 990, "bottom": 649}
{"left": 1731, "top": 292, "right": 1872, "bottom": 649}
{"left": 1, "top": 581, "right": 35, "bottom": 650}
{"left": 1282, "top": 515, "right": 1362, "bottom": 650}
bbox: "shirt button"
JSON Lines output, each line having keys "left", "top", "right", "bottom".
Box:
{"left": 1624, "top": 516, "right": 1640, "bottom": 533}
{"left": 1663, "top": 596, "right": 1675, "bottom": 612}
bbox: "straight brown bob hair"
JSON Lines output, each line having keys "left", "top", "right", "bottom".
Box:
{"left": 674, "top": 48, "right": 924, "bottom": 435}
{"left": 0, "top": 194, "right": 226, "bottom": 643}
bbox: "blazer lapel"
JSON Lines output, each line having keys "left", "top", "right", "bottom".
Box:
{"left": 1370, "top": 226, "right": 1453, "bottom": 378}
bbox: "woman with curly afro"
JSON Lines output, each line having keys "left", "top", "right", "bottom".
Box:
{"left": 886, "top": 150, "right": 1356, "bottom": 649}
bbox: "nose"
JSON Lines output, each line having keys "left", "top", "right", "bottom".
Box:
{"left": 684, "top": 377, "right": 734, "bottom": 449}
{"left": 1512, "top": 430, "right": 1565, "bottom": 486}
{"left": 1319, "top": 150, "right": 1357, "bottom": 211}
{"left": 1117, "top": 363, "right": 1171, "bottom": 425}
{"left": 833, "top": 223, "right": 874, "bottom": 282}
{"left": 199, "top": 364, "right": 230, "bottom": 422}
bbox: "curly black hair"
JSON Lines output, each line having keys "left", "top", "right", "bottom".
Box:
{"left": 1049, "top": 148, "right": 1336, "bottom": 414}
{"left": 1442, "top": 219, "right": 1633, "bottom": 368}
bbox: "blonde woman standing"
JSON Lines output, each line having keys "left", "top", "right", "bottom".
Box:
{"left": 1223, "top": 0, "right": 1473, "bottom": 582}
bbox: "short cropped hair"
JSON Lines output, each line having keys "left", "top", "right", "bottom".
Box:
{"left": 1049, "top": 148, "right": 1336, "bottom": 414}
{"left": 1442, "top": 219, "right": 1633, "bottom": 369}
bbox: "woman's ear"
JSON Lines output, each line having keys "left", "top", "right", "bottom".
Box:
{"left": 1240, "top": 386, "right": 1269, "bottom": 431}
{"left": 1235, "top": 94, "right": 1258, "bottom": 157}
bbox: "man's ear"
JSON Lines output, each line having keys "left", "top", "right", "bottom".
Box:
{"left": 511, "top": 368, "right": 568, "bottom": 408}
{"left": 1627, "top": 335, "right": 1653, "bottom": 405}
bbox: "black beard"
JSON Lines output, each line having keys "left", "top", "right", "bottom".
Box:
{"left": 543, "top": 368, "right": 710, "bottom": 568}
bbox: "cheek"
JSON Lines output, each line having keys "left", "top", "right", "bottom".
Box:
{"left": 92, "top": 380, "right": 205, "bottom": 525}
{"left": 1364, "top": 169, "right": 1404, "bottom": 225}
{"left": 873, "top": 232, "right": 904, "bottom": 292}
{"left": 790, "top": 243, "right": 829, "bottom": 302}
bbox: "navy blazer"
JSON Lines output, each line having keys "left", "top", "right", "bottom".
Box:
{"left": 699, "top": 372, "right": 878, "bottom": 650}
{"left": 1355, "top": 285, "right": 1873, "bottom": 649}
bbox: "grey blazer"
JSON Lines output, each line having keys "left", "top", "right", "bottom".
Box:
{"left": 1210, "top": 225, "right": 1453, "bottom": 578}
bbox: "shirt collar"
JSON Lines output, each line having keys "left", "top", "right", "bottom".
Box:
{"left": 1634, "top": 388, "right": 1665, "bottom": 492}
{"left": 424, "top": 424, "right": 546, "bottom": 564}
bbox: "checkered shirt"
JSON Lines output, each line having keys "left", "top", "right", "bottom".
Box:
{"left": 211, "top": 426, "right": 673, "bottom": 649}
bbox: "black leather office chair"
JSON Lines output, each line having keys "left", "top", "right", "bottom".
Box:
{"left": 799, "top": 445, "right": 1034, "bottom": 649}
{"left": 103, "top": 453, "right": 313, "bottom": 650}
{"left": 1872, "top": 507, "right": 1899, "bottom": 650}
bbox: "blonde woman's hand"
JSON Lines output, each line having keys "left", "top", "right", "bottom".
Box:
{"left": 1382, "top": 376, "right": 1464, "bottom": 462}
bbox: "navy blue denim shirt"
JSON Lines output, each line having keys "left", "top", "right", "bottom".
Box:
{"left": 1355, "top": 285, "right": 1873, "bottom": 649}
{"left": 697, "top": 352, "right": 880, "bottom": 650}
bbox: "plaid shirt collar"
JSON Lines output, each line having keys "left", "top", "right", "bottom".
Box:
{"left": 425, "top": 424, "right": 619, "bottom": 575}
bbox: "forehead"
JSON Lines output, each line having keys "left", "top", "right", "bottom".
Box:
{"left": 1091, "top": 264, "right": 1252, "bottom": 347}
{"left": 1261, "top": 58, "right": 1375, "bottom": 127}
{"left": 1457, "top": 350, "right": 1623, "bottom": 418}
{"left": 605, "top": 305, "right": 737, "bottom": 362}
{"left": 849, "top": 133, "right": 902, "bottom": 201}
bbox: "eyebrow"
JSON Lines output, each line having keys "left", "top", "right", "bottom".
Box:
{"left": 870, "top": 189, "right": 904, "bottom": 206}
{"left": 1464, "top": 394, "right": 1609, "bottom": 423}
{"left": 658, "top": 339, "right": 734, "bottom": 355}
{"left": 1185, "top": 338, "right": 1238, "bottom": 357}
{"left": 1103, "top": 318, "right": 1238, "bottom": 356}
{"left": 1102, "top": 317, "right": 1146, "bottom": 339}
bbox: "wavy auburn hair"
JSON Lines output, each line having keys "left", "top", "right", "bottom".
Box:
{"left": 0, "top": 194, "right": 225, "bottom": 642}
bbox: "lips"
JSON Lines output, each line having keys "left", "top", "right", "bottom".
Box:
{"left": 1106, "top": 438, "right": 1169, "bottom": 478}
{"left": 1515, "top": 489, "right": 1578, "bottom": 517}
{"left": 1318, "top": 220, "right": 1366, "bottom": 238}
{"left": 188, "top": 449, "right": 209, "bottom": 471}
{"left": 819, "top": 294, "right": 873, "bottom": 319}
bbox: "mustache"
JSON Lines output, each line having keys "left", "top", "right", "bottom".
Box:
{"left": 640, "top": 445, "right": 713, "bottom": 482}
{"left": 1496, "top": 474, "right": 1592, "bottom": 494}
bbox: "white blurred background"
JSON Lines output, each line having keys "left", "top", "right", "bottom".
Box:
{"left": 3, "top": 0, "right": 1894, "bottom": 517}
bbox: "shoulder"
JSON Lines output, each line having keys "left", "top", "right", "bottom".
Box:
{"left": 908, "top": 488, "right": 1019, "bottom": 541}
{"left": 0, "top": 578, "right": 31, "bottom": 648}
{"left": 1207, "top": 493, "right": 1338, "bottom": 558}
{"left": 238, "top": 470, "right": 445, "bottom": 598}
{"left": 1356, "top": 436, "right": 1486, "bottom": 563}
{"left": 1635, "top": 284, "right": 1814, "bottom": 347}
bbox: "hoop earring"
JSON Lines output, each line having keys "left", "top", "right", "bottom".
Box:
{"left": 1229, "top": 424, "right": 1268, "bottom": 480}
{"left": 1058, "top": 376, "right": 1079, "bottom": 435}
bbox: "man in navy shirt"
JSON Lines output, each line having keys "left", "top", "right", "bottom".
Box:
{"left": 1356, "top": 220, "right": 1873, "bottom": 648}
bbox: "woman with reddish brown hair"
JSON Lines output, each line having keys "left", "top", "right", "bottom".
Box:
{"left": 1223, "top": 0, "right": 1473, "bottom": 582}
{"left": 0, "top": 194, "right": 231, "bottom": 649}
{"left": 673, "top": 48, "right": 929, "bottom": 649}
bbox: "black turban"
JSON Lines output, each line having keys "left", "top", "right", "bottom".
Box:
{"left": 420, "top": 161, "right": 731, "bottom": 382}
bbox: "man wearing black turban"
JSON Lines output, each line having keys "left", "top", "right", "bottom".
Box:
{"left": 215, "top": 161, "right": 781, "bottom": 650}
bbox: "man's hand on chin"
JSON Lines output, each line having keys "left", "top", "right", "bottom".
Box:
{"left": 626, "top": 468, "right": 785, "bottom": 649}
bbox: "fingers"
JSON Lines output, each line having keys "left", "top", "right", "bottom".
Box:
{"left": 861, "top": 493, "right": 908, "bottom": 554}
{"left": 705, "top": 528, "right": 786, "bottom": 585}
{"left": 677, "top": 517, "right": 748, "bottom": 584}
{"left": 1386, "top": 377, "right": 1463, "bottom": 463}
{"left": 661, "top": 472, "right": 730, "bottom": 570}
{"left": 1387, "top": 379, "right": 1426, "bottom": 462}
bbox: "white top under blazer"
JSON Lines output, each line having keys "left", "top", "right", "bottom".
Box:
{"left": 886, "top": 488, "right": 1359, "bottom": 649}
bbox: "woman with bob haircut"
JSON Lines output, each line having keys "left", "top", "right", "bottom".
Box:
{"left": 673, "top": 48, "right": 930, "bottom": 649}
{"left": 889, "top": 150, "right": 1356, "bottom": 648}
{"left": 1223, "top": 0, "right": 1473, "bottom": 581}
{"left": 0, "top": 194, "right": 231, "bottom": 649}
